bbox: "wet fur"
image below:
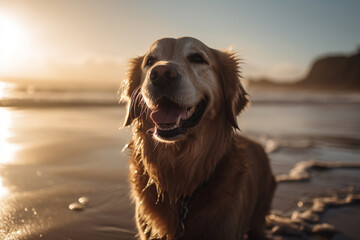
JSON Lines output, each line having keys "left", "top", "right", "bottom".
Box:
{"left": 122, "top": 37, "right": 276, "bottom": 240}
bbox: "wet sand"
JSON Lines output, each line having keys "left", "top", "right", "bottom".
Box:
{"left": 0, "top": 106, "right": 135, "bottom": 240}
{"left": 1, "top": 105, "right": 360, "bottom": 240}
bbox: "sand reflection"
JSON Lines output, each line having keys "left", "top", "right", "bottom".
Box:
{"left": 0, "top": 82, "right": 5, "bottom": 99}
{"left": 0, "top": 108, "right": 17, "bottom": 199}
{"left": 0, "top": 178, "right": 8, "bottom": 198}
{"left": 0, "top": 108, "right": 18, "bottom": 165}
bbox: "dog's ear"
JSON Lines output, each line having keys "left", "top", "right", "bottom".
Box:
{"left": 213, "top": 49, "right": 248, "bottom": 129}
{"left": 121, "top": 56, "right": 144, "bottom": 127}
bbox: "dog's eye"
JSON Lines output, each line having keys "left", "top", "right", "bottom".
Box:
{"left": 145, "top": 57, "right": 157, "bottom": 66}
{"left": 187, "top": 53, "right": 208, "bottom": 64}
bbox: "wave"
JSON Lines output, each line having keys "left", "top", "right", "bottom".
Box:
{"left": 276, "top": 159, "right": 360, "bottom": 183}
{"left": 248, "top": 88, "right": 360, "bottom": 105}
{"left": 0, "top": 89, "right": 120, "bottom": 107}
{"left": 266, "top": 188, "right": 360, "bottom": 239}
{"left": 2, "top": 81, "right": 360, "bottom": 108}
{"left": 267, "top": 159, "right": 360, "bottom": 239}
{"left": 254, "top": 134, "right": 360, "bottom": 154}
{"left": 0, "top": 98, "right": 119, "bottom": 107}
{"left": 252, "top": 97, "right": 360, "bottom": 105}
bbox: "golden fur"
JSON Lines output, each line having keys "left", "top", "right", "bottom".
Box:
{"left": 122, "top": 37, "right": 276, "bottom": 240}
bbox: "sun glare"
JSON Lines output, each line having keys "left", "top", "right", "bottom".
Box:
{"left": 0, "top": 12, "right": 31, "bottom": 72}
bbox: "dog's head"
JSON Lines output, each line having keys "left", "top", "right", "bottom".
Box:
{"left": 122, "top": 37, "right": 248, "bottom": 142}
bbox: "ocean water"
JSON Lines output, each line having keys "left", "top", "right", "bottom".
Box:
{"left": 0, "top": 82, "right": 360, "bottom": 239}
{"left": 0, "top": 82, "right": 119, "bottom": 107}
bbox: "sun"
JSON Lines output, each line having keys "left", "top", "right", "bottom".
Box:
{"left": 0, "top": 12, "right": 30, "bottom": 73}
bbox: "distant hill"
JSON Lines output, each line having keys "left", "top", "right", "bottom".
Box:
{"left": 298, "top": 49, "right": 360, "bottom": 90}
{"left": 249, "top": 49, "right": 360, "bottom": 91}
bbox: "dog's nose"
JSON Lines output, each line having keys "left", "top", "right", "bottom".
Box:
{"left": 149, "top": 65, "right": 178, "bottom": 87}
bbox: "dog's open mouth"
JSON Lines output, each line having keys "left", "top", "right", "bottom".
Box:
{"left": 150, "top": 98, "right": 207, "bottom": 140}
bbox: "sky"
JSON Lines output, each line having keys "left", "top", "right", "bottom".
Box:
{"left": 0, "top": 0, "right": 359, "bottom": 88}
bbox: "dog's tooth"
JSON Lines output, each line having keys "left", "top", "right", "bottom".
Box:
{"left": 157, "top": 124, "right": 177, "bottom": 131}
{"left": 176, "top": 115, "right": 182, "bottom": 126}
{"left": 186, "top": 107, "right": 195, "bottom": 119}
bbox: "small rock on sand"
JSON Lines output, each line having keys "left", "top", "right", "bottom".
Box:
{"left": 78, "top": 196, "right": 90, "bottom": 206}
{"left": 68, "top": 202, "right": 84, "bottom": 211}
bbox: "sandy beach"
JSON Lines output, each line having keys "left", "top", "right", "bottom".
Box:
{"left": 1, "top": 88, "right": 360, "bottom": 240}
{"left": 0, "top": 1, "right": 359, "bottom": 239}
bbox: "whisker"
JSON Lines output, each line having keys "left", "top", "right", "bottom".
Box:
{"left": 130, "top": 86, "right": 142, "bottom": 118}
{"left": 140, "top": 106, "right": 145, "bottom": 117}
{"left": 135, "top": 91, "right": 143, "bottom": 104}
{"left": 144, "top": 102, "right": 151, "bottom": 121}
{"left": 140, "top": 99, "right": 146, "bottom": 109}
{"left": 153, "top": 140, "right": 160, "bottom": 152}
{"left": 174, "top": 142, "right": 180, "bottom": 151}
{"left": 130, "top": 86, "right": 141, "bottom": 102}
{"left": 140, "top": 99, "right": 148, "bottom": 117}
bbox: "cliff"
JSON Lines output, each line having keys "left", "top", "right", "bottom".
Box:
{"left": 248, "top": 49, "right": 360, "bottom": 91}
{"left": 298, "top": 49, "right": 360, "bottom": 90}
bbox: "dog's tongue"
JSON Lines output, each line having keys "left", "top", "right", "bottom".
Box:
{"left": 150, "top": 99, "right": 183, "bottom": 125}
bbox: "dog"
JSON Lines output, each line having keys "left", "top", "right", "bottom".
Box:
{"left": 121, "top": 37, "right": 276, "bottom": 240}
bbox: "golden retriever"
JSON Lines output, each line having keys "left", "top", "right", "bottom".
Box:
{"left": 122, "top": 37, "right": 276, "bottom": 240}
